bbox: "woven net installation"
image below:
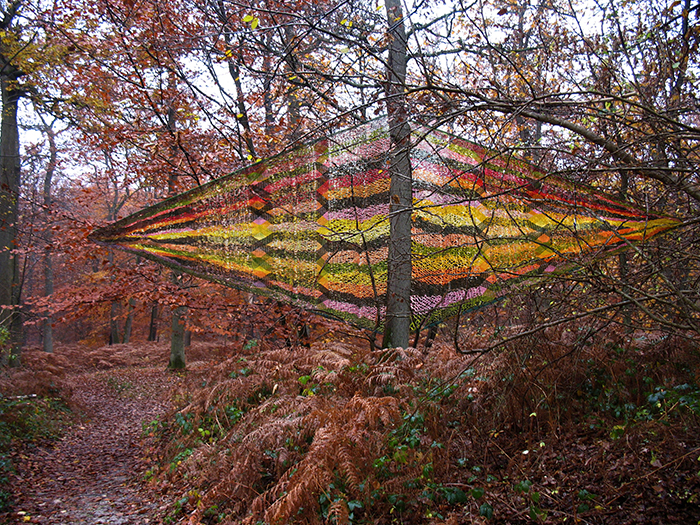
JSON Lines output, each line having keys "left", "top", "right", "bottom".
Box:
{"left": 91, "top": 120, "right": 679, "bottom": 331}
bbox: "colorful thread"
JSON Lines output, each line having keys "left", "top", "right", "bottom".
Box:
{"left": 91, "top": 120, "right": 679, "bottom": 331}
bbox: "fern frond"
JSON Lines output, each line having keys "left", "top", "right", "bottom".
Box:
{"left": 328, "top": 498, "right": 350, "bottom": 525}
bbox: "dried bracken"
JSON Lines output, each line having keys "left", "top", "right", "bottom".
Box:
{"left": 3, "top": 315, "right": 699, "bottom": 525}
{"left": 152, "top": 316, "right": 700, "bottom": 525}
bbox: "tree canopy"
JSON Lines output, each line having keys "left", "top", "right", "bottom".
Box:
{"left": 0, "top": 0, "right": 697, "bottom": 354}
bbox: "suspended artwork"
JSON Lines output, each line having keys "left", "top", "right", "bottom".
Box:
{"left": 90, "top": 119, "right": 679, "bottom": 331}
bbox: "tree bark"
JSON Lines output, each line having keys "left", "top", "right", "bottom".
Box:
{"left": 123, "top": 297, "right": 136, "bottom": 344}
{"left": 618, "top": 169, "right": 632, "bottom": 331}
{"left": 42, "top": 244, "right": 54, "bottom": 352}
{"left": 109, "top": 300, "right": 122, "bottom": 345}
{"left": 263, "top": 46, "right": 274, "bottom": 138}
{"left": 169, "top": 305, "right": 187, "bottom": 369}
{"left": 42, "top": 121, "right": 57, "bottom": 353}
{"left": 166, "top": 72, "right": 188, "bottom": 368}
{"left": 283, "top": 25, "right": 302, "bottom": 143}
{"left": 382, "top": 0, "right": 412, "bottom": 349}
{"left": 0, "top": 75, "right": 22, "bottom": 366}
{"left": 148, "top": 302, "right": 159, "bottom": 341}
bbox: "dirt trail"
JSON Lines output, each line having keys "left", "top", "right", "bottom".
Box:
{"left": 10, "top": 367, "right": 176, "bottom": 525}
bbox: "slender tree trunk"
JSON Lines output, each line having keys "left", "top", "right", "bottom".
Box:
{"left": 263, "top": 49, "right": 274, "bottom": 138}
{"left": 109, "top": 300, "right": 122, "bottom": 345}
{"left": 228, "top": 59, "right": 257, "bottom": 158}
{"left": 166, "top": 73, "right": 188, "bottom": 368}
{"left": 42, "top": 121, "right": 57, "bottom": 353}
{"left": 148, "top": 302, "right": 159, "bottom": 341}
{"left": 211, "top": 0, "right": 257, "bottom": 159}
{"left": 0, "top": 76, "right": 22, "bottom": 366}
{"left": 169, "top": 305, "right": 187, "bottom": 369}
{"left": 42, "top": 246, "right": 54, "bottom": 352}
{"left": 382, "top": 0, "right": 412, "bottom": 349}
{"left": 618, "top": 171, "right": 632, "bottom": 330}
{"left": 283, "top": 25, "right": 302, "bottom": 143}
{"left": 123, "top": 297, "right": 136, "bottom": 344}
{"left": 105, "top": 247, "right": 122, "bottom": 345}
{"left": 168, "top": 271, "right": 188, "bottom": 368}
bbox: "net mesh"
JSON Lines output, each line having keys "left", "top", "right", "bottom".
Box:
{"left": 91, "top": 119, "right": 679, "bottom": 331}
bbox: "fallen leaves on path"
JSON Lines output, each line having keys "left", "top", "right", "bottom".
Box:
{"left": 2, "top": 344, "right": 184, "bottom": 525}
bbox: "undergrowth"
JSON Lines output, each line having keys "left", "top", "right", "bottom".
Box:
{"left": 151, "top": 322, "right": 700, "bottom": 524}
{"left": 0, "top": 375, "right": 73, "bottom": 513}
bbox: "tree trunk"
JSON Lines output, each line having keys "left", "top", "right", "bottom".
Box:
{"left": 382, "top": 0, "right": 412, "bottom": 349}
{"left": 283, "top": 25, "right": 302, "bottom": 143}
{"left": 618, "top": 171, "right": 632, "bottom": 331}
{"left": 42, "top": 248, "right": 54, "bottom": 353}
{"left": 0, "top": 76, "right": 22, "bottom": 366}
{"left": 263, "top": 47, "right": 274, "bottom": 137}
{"left": 169, "top": 305, "right": 187, "bottom": 369}
{"left": 148, "top": 302, "right": 159, "bottom": 341}
{"left": 165, "top": 72, "right": 188, "bottom": 368}
{"left": 123, "top": 297, "right": 136, "bottom": 344}
{"left": 109, "top": 300, "right": 122, "bottom": 345}
{"left": 228, "top": 59, "right": 257, "bottom": 158}
{"left": 42, "top": 121, "right": 57, "bottom": 353}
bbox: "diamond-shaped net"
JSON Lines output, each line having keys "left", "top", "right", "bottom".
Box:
{"left": 91, "top": 120, "right": 679, "bottom": 331}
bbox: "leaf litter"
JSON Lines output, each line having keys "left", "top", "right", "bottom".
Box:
{"left": 1, "top": 343, "right": 183, "bottom": 524}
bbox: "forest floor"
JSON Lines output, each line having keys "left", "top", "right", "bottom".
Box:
{"left": 1, "top": 326, "right": 700, "bottom": 525}
{"left": 0, "top": 342, "right": 191, "bottom": 525}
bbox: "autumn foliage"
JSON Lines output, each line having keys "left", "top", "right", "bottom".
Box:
{"left": 0, "top": 0, "right": 699, "bottom": 523}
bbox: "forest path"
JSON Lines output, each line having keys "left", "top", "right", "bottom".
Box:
{"left": 11, "top": 366, "right": 177, "bottom": 525}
